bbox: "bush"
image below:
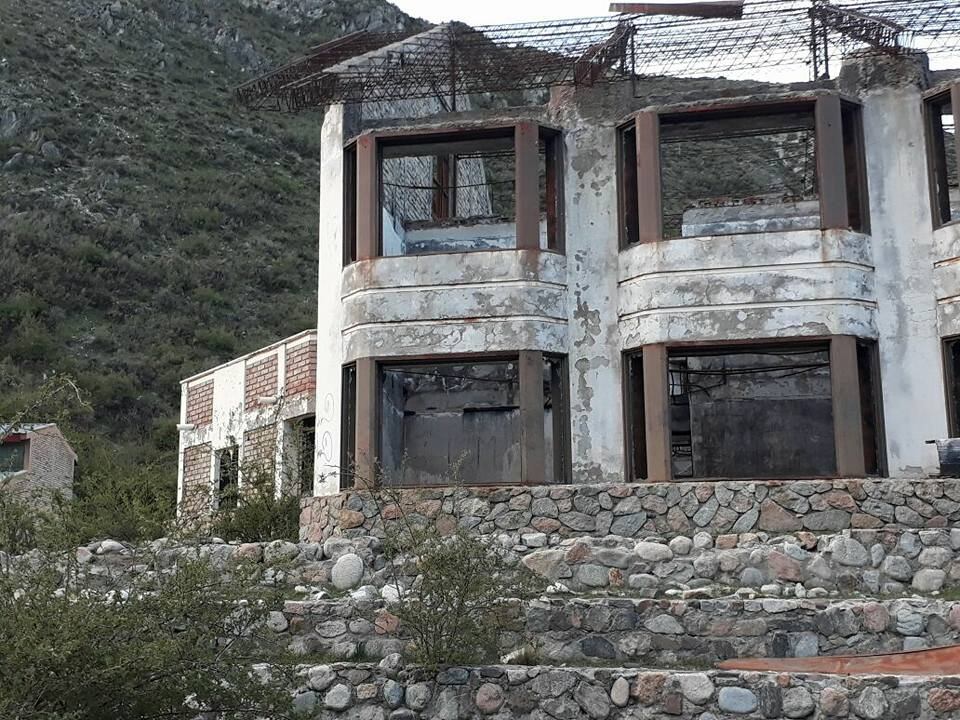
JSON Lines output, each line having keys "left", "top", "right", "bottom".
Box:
{"left": 208, "top": 466, "right": 300, "bottom": 543}
{"left": 0, "top": 550, "right": 297, "bottom": 719}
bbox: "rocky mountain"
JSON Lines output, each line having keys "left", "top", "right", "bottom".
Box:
{"left": 0, "top": 0, "right": 416, "bottom": 464}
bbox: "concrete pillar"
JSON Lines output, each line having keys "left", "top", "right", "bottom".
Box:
{"left": 314, "top": 104, "right": 348, "bottom": 495}
{"left": 841, "top": 52, "right": 949, "bottom": 474}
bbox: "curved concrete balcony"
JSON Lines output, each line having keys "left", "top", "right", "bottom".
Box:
{"left": 618, "top": 228, "right": 877, "bottom": 348}
{"left": 340, "top": 249, "right": 568, "bottom": 362}
{"left": 934, "top": 223, "right": 960, "bottom": 337}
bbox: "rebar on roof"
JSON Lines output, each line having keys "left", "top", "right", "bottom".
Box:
{"left": 236, "top": 0, "right": 960, "bottom": 113}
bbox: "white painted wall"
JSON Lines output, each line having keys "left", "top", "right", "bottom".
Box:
{"left": 934, "top": 223, "right": 960, "bottom": 338}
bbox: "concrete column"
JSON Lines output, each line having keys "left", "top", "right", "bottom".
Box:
{"left": 519, "top": 350, "right": 546, "bottom": 484}
{"left": 831, "top": 335, "right": 867, "bottom": 476}
{"left": 843, "top": 52, "right": 949, "bottom": 474}
{"left": 314, "top": 104, "right": 348, "bottom": 495}
{"left": 642, "top": 343, "right": 672, "bottom": 482}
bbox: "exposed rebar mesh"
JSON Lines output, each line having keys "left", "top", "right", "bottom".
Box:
{"left": 237, "top": 1, "right": 960, "bottom": 112}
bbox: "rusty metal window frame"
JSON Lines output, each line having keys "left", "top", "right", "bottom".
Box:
{"left": 946, "top": 335, "right": 960, "bottom": 437}
{"left": 348, "top": 123, "right": 564, "bottom": 261}
{"left": 622, "top": 351, "right": 647, "bottom": 481}
{"left": 923, "top": 84, "right": 960, "bottom": 229}
{"left": 340, "top": 363, "right": 357, "bottom": 489}
{"left": 617, "top": 93, "right": 869, "bottom": 246}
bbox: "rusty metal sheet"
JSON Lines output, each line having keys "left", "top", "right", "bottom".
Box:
{"left": 717, "top": 643, "right": 960, "bottom": 676}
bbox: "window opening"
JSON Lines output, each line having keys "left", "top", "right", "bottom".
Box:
{"left": 947, "top": 337, "right": 960, "bottom": 436}
{"left": 341, "top": 364, "right": 357, "bottom": 489}
{"left": 217, "top": 445, "right": 239, "bottom": 510}
{"left": 925, "top": 91, "right": 958, "bottom": 227}
{"left": 0, "top": 441, "right": 27, "bottom": 473}
{"left": 291, "top": 416, "right": 316, "bottom": 497}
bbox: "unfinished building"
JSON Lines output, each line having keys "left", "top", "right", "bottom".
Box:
{"left": 179, "top": 0, "right": 960, "bottom": 516}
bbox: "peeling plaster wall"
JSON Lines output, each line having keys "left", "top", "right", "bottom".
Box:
{"left": 555, "top": 101, "right": 625, "bottom": 484}
{"left": 618, "top": 229, "right": 878, "bottom": 346}
{"left": 934, "top": 223, "right": 960, "bottom": 337}
{"left": 849, "top": 53, "right": 950, "bottom": 474}
{"left": 315, "top": 104, "right": 348, "bottom": 495}
{"left": 340, "top": 250, "right": 568, "bottom": 363}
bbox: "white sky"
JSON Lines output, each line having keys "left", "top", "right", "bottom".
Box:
{"left": 392, "top": 0, "right": 652, "bottom": 25}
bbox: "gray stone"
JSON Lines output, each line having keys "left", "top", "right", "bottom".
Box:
{"left": 559, "top": 512, "right": 596, "bottom": 531}
{"left": 266, "top": 610, "right": 288, "bottom": 633}
{"left": 316, "top": 620, "right": 348, "bottom": 638}
{"left": 635, "top": 541, "right": 673, "bottom": 562}
{"left": 678, "top": 673, "right": 714, "bottom": 704}
{"left": 378, "top": 653, "right": 404, "bottom": 677}
{"left": 804, "top": 510, "right": 851, "bottom": 531}
{"left": 610, "top": 513, "right": 646, "bottom": 536}
{"left": 292, "top": 691, "right": 317, "bottom": 714}
{"left": 912, "top": 568, "right": 946, "bottom": 592}
{"left": 530, "top": 670, "right": 578, "bottom": 698}
{"left": 40, "top": 141, "right": 61, "bottom": 163}
{"left": 610, "top": 677, "right": 630, "bottom": 707}
{"left": 532, "top": 497, "right": 559, "bottom": 518}
{"left": 830, "top": 537, "right": 869, "bottom": 567}
{"left": 644, "top": 613, "right": 684, "bottom": 634}
{"left": 693, "top": 554, "right": 719, "bottom": 578}
{"left": 331, "top": 553, "right": 364, "bottom": 590}
{"left": 793, "top": 632, "right": 819, "bottom": 657}
{"left": 731, "top": 507, "right": 760, "bottom": 533}
{"left": 718, "top": 687, "right": 758, "bottom": 714}
{"left": 919, "top": 546, "right": 952, "bottom": 567}
{"left": 577, "top": 564, "right": 609, "bottom": 587}
{"left": 669, "top": 536, "right": 693, "bottom": 555}
{"left": 574, "top": 682, "right": 611, "bottom": 719}
{"left": 693, "top": 531, "right": 714, "bottom": 549}
{"left": 740, "top": 567, "right": 765, "bottom": 587}
{"left": 437, "top": 667, "right": 469, "bottom": 685}
{"left": 324, "top": 684, "right": 352, "bottom": 711}
{"left": 307, "top": 665, "right": 337, "bottom": 691}
{"left": 853, "top": 687, "right": 887, "bottom": 720}
{"left": 693, "top": 497, "right": 719, "bottom": 526}
{"left": 897, "top": 533, "right": 922, "bottom": 558}
{"left": 581, "top": 635, "right": 617, "bottom": 659}
{"left": 97, "top": 540, "right": 126, "bottom": 555}
{"left": 383, "top": 679, "right": 404, "bottom": 708}
{"left": 263, "top": 540, "right": 299, "bottom": 563}
{"left": 405, "top": 682, "right": 432, "bottom": 710}
{"left": 782, "top": 687, "right": 815, "bottom": 718}
{"left": 881, "top": 555, "right": 913, "bottom": 581}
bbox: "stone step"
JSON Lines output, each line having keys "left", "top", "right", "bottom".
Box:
{"left": 271, "top": 593, "right": 960, "bottom": 667}
{"left": 301, "top": 477, "right": 960, "bottom": 543}
{"left": 292, "top": 661, "right": 960, "bottom": 719}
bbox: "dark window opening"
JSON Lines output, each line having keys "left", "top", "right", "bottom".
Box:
{"left": 341, "top": 364, "right": 357, "bottom": 489}
{"left": 217, "top": 445, "right": 239, "bottom": 510}
{"left": 378, "top": 355, "right": 569, "bottom": 486}
{"left": 625, "top": 353, "right": 647, "bottom": 480}
{"left": 617, "top": 122, "right": 640, "bottom": 247}
{"left": 373, "top": 127, "right": 562, "bottom": 256}
{"left": 841, "top": 101, "right": 870, "bottom": 233}
{"left": 947, "top": 337, "right": 960, "bottom": 436}
{"left": 0, "top": 441, "right": 27, "bottom": 473}
{"left": 291, "top": 416, "right": 316, "bottom": 497}
{"left": 343, "top": 143, "right": 358, "bottom": 265}
{"left": 668, "top": 343, "right": 837, "bottom": 479}
{"left": 544, "top": 354, "right": 571, "bottom": 484}
{"left": 857, "top": 340, "right": 885, "bottom": 476}
{"left": 661, "top": 105, "right": 820, "bottom": 240}
{"left": 925, "top": 90, "right": 958, "bottom": 227}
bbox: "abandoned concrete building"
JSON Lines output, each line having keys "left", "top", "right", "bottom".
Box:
{"left": 178, "top": 5, "right": 960, "bottom": 517}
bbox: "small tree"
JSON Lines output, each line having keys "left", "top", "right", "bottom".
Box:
{"left": 363, "top": 462, "right": 545, "bottom": 669}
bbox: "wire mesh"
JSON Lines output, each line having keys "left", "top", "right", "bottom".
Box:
{"left": 236, "top": 1, "right": 960, "bottom": 112}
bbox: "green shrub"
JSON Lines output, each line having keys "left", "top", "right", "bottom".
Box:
{"left": 208, "top": 467, "right": 299, "bottom": 543}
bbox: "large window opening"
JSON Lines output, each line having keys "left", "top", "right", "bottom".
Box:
{"left": 947, "top": 337, "right": 960, "bottom": 436}
{"left": 378, "top": 354, "right": 568, "bottom": 486}
{"left": 216, "top": 445, "right": 239, "bottom": 510}
{"left": 667, "top": 344, "right": 836, "bottom": 478}
{"left": 925, "top": 89, "right": 959, "bottom": 227}
{"left": 619, "top": 98, "right": 868, "bottom": 244}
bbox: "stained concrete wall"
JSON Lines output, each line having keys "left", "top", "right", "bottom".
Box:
{"left": 842, "top": 52, "right": 950, "bottom": 474}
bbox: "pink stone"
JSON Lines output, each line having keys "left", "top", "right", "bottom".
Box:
{"left": 607, "top": 484, "right": 634, "bottom": 498}
{"left": 851, "top": 513, "right": 883, "bottom": 529}
{"left": 927, "top": 515, "right": 948, "bottom": 528}
{"left": 609, "top": 568, "right": 624, "bottom": 587}
{"left": 758, "top": 499, "right": 802, "bottom": 532}
{"left": 695, "top": 483, "right": 715, "bottom": 502}
{"left": 415, "top": 499, "right": 442, "bottom": 517}
{"left": 862, "top": 602, "right": 890, "bottom": 632}
{"left": 825, "top": 490, "right": 858, "bottom": 512}
{"left": 716, "top": 534, "right": 738, "bottom": 550}
{"left": 475, "top": 683, "right": 504, "bottom": 714}
{"left": 339, "top": 509, "right": 366, "bottom": 529}
{"left": 436, "top": 513, "right": 457, "bottom": 536}
{"left": 632, "top": 674, "right": 666, "bottom": 705}
{"left": 532, "top": 517, "right": 562, "bottom": 533}
{"left": 929, "top": 688, "right": 960, "bottom": 713}
{"left": 795, "top": 531, "right": 818, "bottom": 549}
{"left": 375, "top": 610, "right": 400, "bottom": 635}
{"left": 565, "top": 542, "right": 592, "bottom": 564}
{"left": 947, "top": 605, "right": 960, "bottom": 630}
{"left": 768, "top": 550, "right": 802, "bottom": 582}
{"left": 820, "top": 687, "right": 849, "bottom": 716}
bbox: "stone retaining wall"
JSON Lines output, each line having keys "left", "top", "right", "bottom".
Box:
{"left": 290, "top": 661, "right": 960, "bottom": 718}
{"left": 270, "top": 595, "right": 960, "bottom": 666}
{"left": 300, "top": 478, "right": 960, "bottom": 543}
{"left": 20, "top": 525, "right": 960, "bottom": 601}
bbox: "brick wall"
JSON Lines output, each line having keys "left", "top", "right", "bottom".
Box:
{"left": 181, "top": 443, "right": 212, "bottom": 517}
{"left": 1, "top": 427, "right": 75, "bottom": 506}
{"left": 185, "top": 379, "right": 214, "bottom": 426}
{"left": 244, "top": 355, "right": 278, "bottom": 411}
{"left": 242, "top": 425, "right": 277, "bottom": 492}
{"left": 285, "top": 340, "right": 317, "bottom": 397}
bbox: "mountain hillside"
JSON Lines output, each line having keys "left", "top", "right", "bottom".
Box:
{"left": 0, "top": 0, "right": 416, "bottom": 467}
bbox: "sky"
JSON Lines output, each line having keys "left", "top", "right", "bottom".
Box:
{"left": 392, "top": 0, "right": 638, "bottom": 25}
